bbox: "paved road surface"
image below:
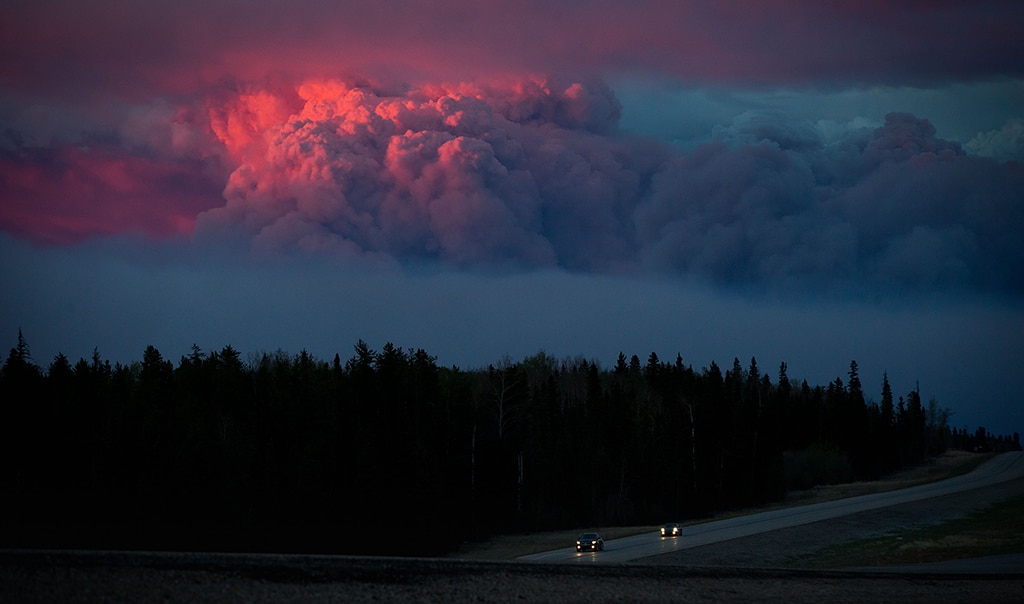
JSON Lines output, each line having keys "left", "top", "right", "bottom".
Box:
{"left": 519, "top": 451, "right": 1024, "bottom": 565}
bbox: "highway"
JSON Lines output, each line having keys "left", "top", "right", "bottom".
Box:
{"left": 518, "top": 451, "right": 1024, "bottom": 564}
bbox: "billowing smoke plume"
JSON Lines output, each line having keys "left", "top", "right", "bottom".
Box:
{"left": 198, "top": 78, "right": 656, "bottom": 272}
{"left": 639, "top": 112, "right": 1024, "bottom": 293}
{"left": 196, "top": 79, "right": 1023, "bottom": 295}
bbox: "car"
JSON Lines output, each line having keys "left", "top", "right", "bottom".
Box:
{"left": 576, "top": 532, "right": 604, "bottom": 552}
{"left": 661, "top": 522, "right": 682, "bottom": 537}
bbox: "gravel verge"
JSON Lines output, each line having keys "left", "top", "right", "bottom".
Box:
{"left": 2, "top": 550, "right": 1023, "bottom": 603}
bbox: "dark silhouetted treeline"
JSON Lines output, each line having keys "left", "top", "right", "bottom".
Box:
{"left": 1, "top": 331, "right": 1019, "bottom": 555}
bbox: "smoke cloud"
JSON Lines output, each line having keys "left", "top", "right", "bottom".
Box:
{"left": 3, "top": 1, "right": 1021, "bottom": 295}
{"left": 192, "top": 80, "right": 1023, "bottom": 296}
{"left": 197, "top": 78, "right": 657, "bottom": 272}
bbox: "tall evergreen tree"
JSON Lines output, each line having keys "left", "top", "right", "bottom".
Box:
{"left": 847, "top": 360, "right": 864, "bottom": 407}
{"left": 880, "top": 372, "right": 894, "bottom": 428}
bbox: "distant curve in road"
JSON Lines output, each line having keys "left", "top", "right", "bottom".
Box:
{"left": 518, "top": 451, "right": 1024, "bottom": 564}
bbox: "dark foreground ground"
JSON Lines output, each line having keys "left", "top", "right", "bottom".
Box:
{"left": 2, "top": 550, "right": 1023, "bottom": 604}
{"left": 4, "top": 477, "right": 1024, "bottom": 603}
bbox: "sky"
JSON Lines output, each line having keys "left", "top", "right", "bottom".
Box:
{"left": 2, "top": 1, "right": 1023, "bottom": 435}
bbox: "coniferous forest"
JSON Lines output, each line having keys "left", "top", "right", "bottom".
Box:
{"left": 1, "top": 331, "right": 1019, "bottom": 556}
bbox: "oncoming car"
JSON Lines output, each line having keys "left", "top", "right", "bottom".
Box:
{"left": 576, "top": 532, "right": 604, "bottom": 552}
{"left": 661, "top": 523, "right": 682, "bottom": 537}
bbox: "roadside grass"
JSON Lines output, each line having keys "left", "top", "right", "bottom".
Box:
{"left": 788, "top": 495, "right": 1024, "bottom": 569}
{"left": 778, "top": 449, "right": 990, "bottom": 507}
{"left": 449, "top": 450, "right": 994, "bottom": 561}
